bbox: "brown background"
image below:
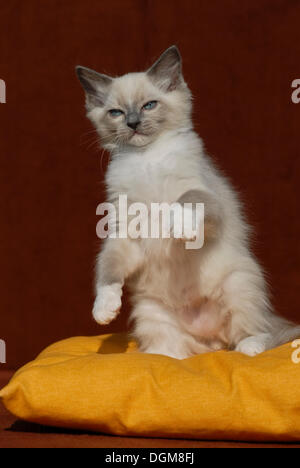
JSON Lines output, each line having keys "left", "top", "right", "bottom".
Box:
{"left": 0, "top": 0, "right": 299, "bottom": 370}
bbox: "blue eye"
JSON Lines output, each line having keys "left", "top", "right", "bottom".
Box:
{"left": 143, "top": 100, "right": 158, "bottom": 110}
{"left": 109, "top": 109, "right": 123, "bottom": 117}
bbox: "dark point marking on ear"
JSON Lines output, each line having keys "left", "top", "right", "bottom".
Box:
{"left": 147, "top": 45, "right": 183, "bottom": 92}
{"left": 76, "top": 66, "right": 113, "bottom": 108}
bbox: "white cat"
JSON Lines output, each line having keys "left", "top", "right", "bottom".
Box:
{"left": 76, "top": 46, "right": 300, "bottom": 359}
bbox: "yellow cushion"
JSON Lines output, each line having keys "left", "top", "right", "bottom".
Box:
{"left": 1, "top": 333, "right": 300, "bottom": 441}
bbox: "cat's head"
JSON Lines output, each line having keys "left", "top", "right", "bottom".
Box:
{"left": 76, "top": 46, "right": 192, "bottom": 150}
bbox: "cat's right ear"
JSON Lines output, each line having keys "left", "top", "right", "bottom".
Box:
{"left": 75, "top": 66, "right": 113, "bottom": 108}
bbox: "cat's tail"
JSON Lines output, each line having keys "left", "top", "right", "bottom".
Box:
{"left": 266, "top": 316, "right": 300, "bottom": 349}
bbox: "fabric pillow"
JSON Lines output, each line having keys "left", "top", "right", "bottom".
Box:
{"left": 1, "top": 333, "right": 300, "bottom": 441}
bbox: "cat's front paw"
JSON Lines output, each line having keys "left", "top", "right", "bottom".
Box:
{"left": 171, "top": 205, "right": 203, "bottom": 242}
{"left": 92, "top": 284, "right": 122, "bottom": 325}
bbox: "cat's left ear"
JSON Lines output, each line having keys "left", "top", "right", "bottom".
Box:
{"left": 147, "top": 46, "right": 183, "bottom": 92}
{"left": 76, "top": 66, "right": 113, "bottom": 108}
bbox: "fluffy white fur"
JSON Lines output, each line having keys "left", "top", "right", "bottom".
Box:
{"left": 76, "top": 46, "right": 300, "bottom": 359}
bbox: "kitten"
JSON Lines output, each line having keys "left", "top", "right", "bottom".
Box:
{"left": 76, "top": 46, "right": 300, "bottom": 359}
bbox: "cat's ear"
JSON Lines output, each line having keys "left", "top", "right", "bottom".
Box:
{"left": 75, "top": 66, "right": 113, "bottom": 108}
{"left": 147, "top": 46, "right": 183, "bottom": 92}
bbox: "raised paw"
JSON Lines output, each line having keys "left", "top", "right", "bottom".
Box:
{"left": 171, "top": 205, "right": 203, "bottom": 242}
{"left": 92, "top": 284, "right": 122, "bottom": 325}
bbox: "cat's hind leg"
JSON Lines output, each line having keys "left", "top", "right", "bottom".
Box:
{"left": 130, "top": 299, "right": 211, "bottom": 359}
{"left": 235, "top": 333, "right": 270, "bottom": 356}
{"left": 218, "top": 267, "right": 300, "bottom": 356}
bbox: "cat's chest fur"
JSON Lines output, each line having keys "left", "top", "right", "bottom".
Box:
{"left": 106, "top": 131, "right": 204, "bottom": 205}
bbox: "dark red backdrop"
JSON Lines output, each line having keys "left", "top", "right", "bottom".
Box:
{"left": 0, "top": 0, "right": 299, "bottom": 369}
